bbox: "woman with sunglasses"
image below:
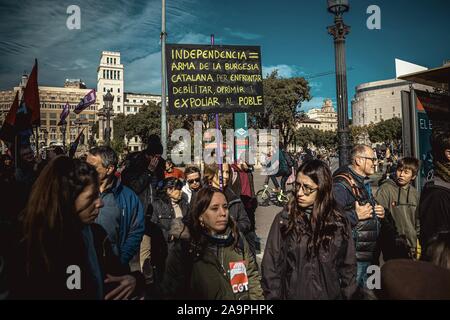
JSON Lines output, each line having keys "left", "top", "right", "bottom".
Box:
{"left": 261, "top": 160, "right": 357, "bottom": 300}
{"left": 182, "top": 166, "right": 202, "bottom": 204}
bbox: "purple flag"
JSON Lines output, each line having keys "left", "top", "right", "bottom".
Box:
{"left": 58, "top": 102, "right": 70, "bottom": 125}
{"left": 74, "top": 89, "right": 96, "bottom": 114}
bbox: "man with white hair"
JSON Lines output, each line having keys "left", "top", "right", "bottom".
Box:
{"left": 333, "top": 145, "right": 385, "bottom": 290}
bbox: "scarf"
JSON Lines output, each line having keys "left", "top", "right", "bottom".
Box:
{"left": 203, "top": 228, "right": 234, "bottom": 247}
{"left": 435, "top": 161, "right": 450, "bottom": 183}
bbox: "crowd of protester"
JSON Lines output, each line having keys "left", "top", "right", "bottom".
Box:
{"left": 1, "top": 128, "right": 450, "bottom": 300}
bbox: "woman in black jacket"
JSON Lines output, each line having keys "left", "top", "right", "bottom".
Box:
{"left": 261, "top": 160, "right": 357, "bottom": 300}
{"left": 146, "top": 177, "right": 189, "bottom": 284}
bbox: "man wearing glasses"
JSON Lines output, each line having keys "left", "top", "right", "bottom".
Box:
{"left": 182, "top": 166, "right": 202, "bottom": 204}
{"left": 333, "top": 144, "right": 385, "bottom": 291}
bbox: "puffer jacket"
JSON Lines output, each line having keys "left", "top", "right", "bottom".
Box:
{"left": 159, "top": 220, "right": 264, "bottom": 300}
{"left": 333, "top": 166, "right": 381, "bottom": 262}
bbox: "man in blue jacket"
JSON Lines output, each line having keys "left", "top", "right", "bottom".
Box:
{"left": 87, "top": 146, "right": 145, "bottom": 266}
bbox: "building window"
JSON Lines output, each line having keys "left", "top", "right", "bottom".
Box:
{"left": 127, "top": 107, "right": 130, "bottom": 112}
{"left": 375, "top": 109, "right": 377, "bottom": 114}
{"left": 135, "top": 137, "right": 138, "bottom": 142}
{"left": 393, "top": 106, "right": 395, "bottom": 112}
{"left": 134, "top": 146, "right": 138, "bottom": 151}
{"left": 103, "top": 87, "right": 106, "bottom": 92}
{"left": 114, "top": 70, "right": 116, "bottom": 80}
{"left": 118, "top": 71, "right": 120, "bottom": 80}
{"left": 392, "top": 91, "right": 395, "bottom": 95}
{"left": 117, "top": 107, "right": 120, "bottom": 112}
{"left": 140, "top": 100, "right": 143, "bottom": 103}
{"left": 133, "top": 100, "right": 136, "bottom": 103}
{"left": 117, "top": 97, "right": 120, "bottom": 102}
{"left": 118, "top": 88, "right": 120, "bottom": 93}
{"left": 379, "top": 108, "right": 382, "bottom": 113}
{"left": 134, "top": 107, "right": 137, "bottom": 112}
{"left": 114, "top": 58, "right": 116, "bottom": 64}
{"left": 375, "top": 116, "right": 377, "bottom": 121}
{"left": 103, "top": 70, "right": 106, "bottom": 79}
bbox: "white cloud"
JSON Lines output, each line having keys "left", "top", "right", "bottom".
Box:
{"left": 224, "top": 27, "right": 262, "bottom": 40}
{"left": 177, "top": 32, "right": 214, "bottom": 45}
{"left": 262, "top": 64, "right": 304, "bottom": 78}
{"left": 126, "top": 51, "right": 162, "bottom": 94}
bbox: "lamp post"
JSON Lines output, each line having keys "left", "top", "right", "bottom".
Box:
{"left": 327, "top": 0, "right": 351, "bottom": 167}
{"left": 43, "top": 128, "right": 48, "bottom": 147}
{"left": 103, "top": 90, "right": 114, "bottom": 147}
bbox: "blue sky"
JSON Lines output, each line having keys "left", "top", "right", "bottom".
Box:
{"left": 0, "top": 0, "right": 449, "bottom": 113}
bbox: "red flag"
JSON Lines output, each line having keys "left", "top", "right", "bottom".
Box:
{"left": 0, "top": 91, "right": 19, "bottom": 143}
{"left": 23, "top": 59, "right": 40, "bottom": 126}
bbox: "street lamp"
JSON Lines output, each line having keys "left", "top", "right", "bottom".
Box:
{"left": 103, "top": 90, "right": 114, "bottom": 147}
{"left": 42, "top": 128, "right": 48, "bottom": 147}
{"left": 327, "top": 0, "right": 351, "bottom": 167}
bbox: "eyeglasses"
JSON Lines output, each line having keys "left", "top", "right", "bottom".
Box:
{"left": 359, "top": 156, "right": 378, "bottom": 163}
{"left": 188, "top": 178, "right": 201, "bottom": 184}
{"left": 294, "top": 182, "right": 318, "bottom": 196}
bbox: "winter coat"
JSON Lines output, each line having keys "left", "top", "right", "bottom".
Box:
{"left": 150, "top": 196, "right": 190, "bottom": 242}
{"left": 375, "top": 179, "right": 419, "bottom": 256}
{"left": 418, "top": 177, "right": 450, "bottom": 251}
{"left": 159, "top": 220, "right": 264, "bottom": 300}
{"left": 333, "top": 166, "right": 381, "bottom": 262}
{"left": 261, "top": 210, "right": 357, "bottom": 300}
{"left": 96, "top": 177, "right": 145, "bottom": 265}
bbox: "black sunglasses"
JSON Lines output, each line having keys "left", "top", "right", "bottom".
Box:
{"left": 188, "top": 178, "right": 201, "bottom": 184}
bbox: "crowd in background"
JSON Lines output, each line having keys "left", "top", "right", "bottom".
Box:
{"left": 1, "top": 128, "right": 450, "bottom": 300}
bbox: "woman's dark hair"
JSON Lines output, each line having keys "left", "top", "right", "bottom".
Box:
{"left": 22, "top": 156, "right": 99, "bottom": 275}
{"left": 189, "top": 186, "right": 239, "bottom": 253}
{"left": 156, "top": 177, "right": 183, "bottom": 202}
{"left": 424, "top": 231, "right": 450, "bottom": 270}
{"left": 283, "top": 159, "right": 349, "bottom": 258}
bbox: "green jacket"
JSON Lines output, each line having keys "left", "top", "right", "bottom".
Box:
{"left": 375, "top": 179, "right": 420, "bottom": 253}
{"left": 161, "top": 228, "right": 264, "bottom": 300}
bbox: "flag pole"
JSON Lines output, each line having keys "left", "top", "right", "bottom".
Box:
{"left": 211, "top": 34, "right": 223, "bottom": 191}
{"left": 35, "top": 126, "right": 39, "bottom": 157}
{"left": 14, "top": 135, "right": 18, "bottom": 171}
{"left": 161, "top": 0, "right": 168, "bottom": 158}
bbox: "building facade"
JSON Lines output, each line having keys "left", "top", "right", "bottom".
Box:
{"left": 351, "top": 79, "right": 430, "bottom": 126}
{"left": 0, "top": 77, "right": 97, "bottom": 152}
{"left": 306, "top": 99, "right": 338, "bottom": 131}
{"left": 1, "top": 51, "right": 163, "bottom": 153}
